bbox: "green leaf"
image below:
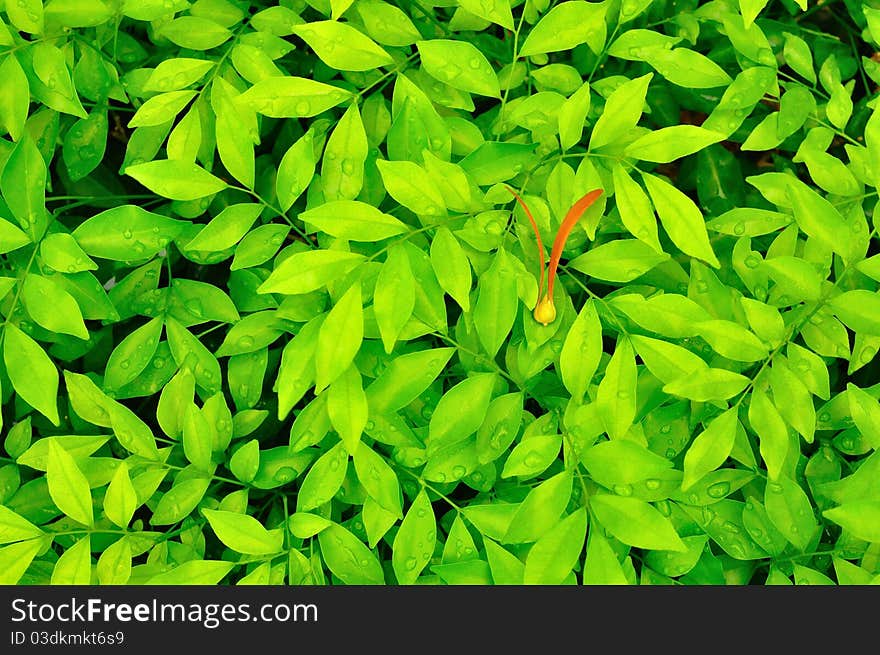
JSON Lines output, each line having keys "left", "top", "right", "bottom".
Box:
{"left": 22, "top": 274, "right": 89, "bottom": 340}
{"left": 559, "top": 299, "right": 602, "bottom": 403}
{"left": 748, "top": 388, "right": 790, "bottom": 483}
{"left": 104, "top": 316, "right": 163, "bottom": 390}
{"left": 125, "top": 160, "right": 227, "bottom": 200}
{"left": 128, "top": 90, "right": 197, "bottom": 128}
{"left": 630, "top": 334, "right": 707, "bottom": 385}
{"left": 823, "top": 501, "right": 880, "bottom": 543}
{"left": 315, "top": 282, "right": 363, "bottom": 391}
{"left": 353, "top": 442, "right": 402, "bottom": 517}
{"left": 589, "top": 73, "right": 652, "bottom": 150}
{"left": 150, "top": 477, "right": 211, "bottom": 525}
{"left": 457, "top": 0, "right": 513, "bottom": 30}
{"left": 663, "top": 368, "right": 750, "bottom": 402}
{"left": 39, "top": 233, "right": 97, "bottom": 273}
{"left": 106, "top": 401, "right": 160, "bottom": 459}
{"left": 558, "top": 82, "right": 592, "bottom": 151}
{"left": 47, "top": 439, "right": 93, "bottom": 526}
{"left": 240, "top": 76, "right": 352, "bottom": 118}
{"left": 356, "top": 0, "right": 422, "bottom": 45}
{"left": 160, "top": 16, "right": 232, "bottom": 50}
{"left": 644, "top": 48, "right": 733, "bottom": 88}
{"left": 144, "top": 58, "right": 214, "bottom": 92}
{"left": 96, "top": 537, "right": 131, "bottom": 585}
{"left": 182, "top": 403, "right": 212, "bottom": 471}
{"left": 523, "top": 508, "right": 587, "bottom": 584}
{"left": 501, "top": 434, "right": 561, "bottom": 479}
{"left": 376, "top": 159, "right": 446, "bottom": 216}
{"left": 484, "top": 539, "right": 524, "bottom": 584}
{"left": 392, "top": 489, "right": 436, "bottom": 584}
{"left": 519, "top": 1, "right": 607, "bottom": 57}
{"left": 184, "top": 203, "right": 262, "bottom": 253}
{"left": 301, "top": 200, "right": 408, "bottom": 241}
{"left": 366, "top": 347, "right": 454, "bottom": 414}
{"left": 828, "top": 290, "right": 880, "bottom": 336}
{"left": 428, "top": 372, "right": 496, "bottom": 453}
{"left": 374, "top": 244, "right": 416, "bottom": 353}
{"left": 459, "top": 141, "right": 539, "bottom": 185}
{"left": 277, "top": 130, "right": 316, "bottom": 212}
{"left": 430, "top": 227, "right": 472, "bottom": 312}
{"left": 442, "top": 514, "right": 478, "bottom": 564}
{"left": 104, "top": 461, "right": 138, "bottom": 528}
{"left": 581, "top": 439, "right": 673, "bottom": 489}
{"left": 503, "top": 471, "right": 572, "bottom": 544}
{"left": 682, "top": 408, "right": 739, "bottom": 491}
{"left": 73, "top": 205, "right": 186, "bottom": 261}
{"left": 0, "top": 505, "right": 44, "bottom": 544}
{"left": 569, "top": 240, "right": 669, "bottom": 283}
{"left": 327, "top": 365, "right": 368, "bottom": 453}
{"left": 626, "top": 125, "right": 724, "bottom": 163}
{"left": 7, "top": 0, "right": 43, "bottom": 32}
{"left": 317, "top": 523, "right": 384, "bottom": 584}
{"left": 202, "top": 509, "right": 284, "bottom": 555}
{"left": 0, "top": 218, "right": 29, "bottom": 255}
{"left": 418, "top": 40, "right": 501, "bottom": 98}
{"left": 51, "top": 535, "right": 91, "bottom": 584}
{"left": 846, "top": 384, "right": 880, "bottom": 450}
{"left": 146, "top": 560, "right": 234, "bottom": 585}
{"left": 764, "top": 476, "right": 817, "bottom": 551}
{"left": 642, "top": 172, "right": 720, "bottom": 268}
{"left": 0, "top": 540, "right": 45, "bottom": 585}
{"left": 694, "top": 319, "right": 767, "bottom": 362}
{"left": 1, "top": 134, "right": 48, "bottom": 240}
{"left": 582, "top": 527, "right": 628, "bottom": 585}
{"left": 590, "top": 494, "right": 686, "bottom": 551}
{"left": 321, "top": 103, "right": 368, "bottom": 202}
{"left": 3, "top": 323, "right": 59, "bottom": 425}
{"left": 611, "top": 163, "right": 661, "bottom": 251}
{"left": 0, "top": 54, "right": 30, "bottom": 141}
{"left": 297, "top": 442, "right": 348, "bottom": 511}
{"left": 596, "top": 337, "right": 637, "bottom": 440}
{"left": 229, "top": 439, "right": 260, "bottom": 483}
{"left": 786, "top": 181, "right": 856, "bottom": 262}
{"left": 293, "top": 21, "right": 392, "bottom": 72}
{"left": 473, "top": 250, "right": 518, "bottom": 358}
{"left": 259, "top": 250, "right": 366, "bottom": 295}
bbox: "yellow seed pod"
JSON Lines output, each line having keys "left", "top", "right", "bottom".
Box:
{"left": 533, "top": 295, "right": 556, "bottom": 326}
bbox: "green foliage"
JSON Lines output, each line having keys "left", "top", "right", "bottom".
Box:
{"left": 0, "top": 0, "right": 879, "bottom": 587}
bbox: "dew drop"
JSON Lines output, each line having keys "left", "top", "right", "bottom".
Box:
{"left": 645, "top": 478, "right": 661, "bottom": 490}
{"left": 613, "top": 484, "right": 633, "bottom": 497}
{"left": 707, "top": 482, "right": 730, "bottom": 498}
{"left": 451, "top": 465, "right": 467, "bottom": 478}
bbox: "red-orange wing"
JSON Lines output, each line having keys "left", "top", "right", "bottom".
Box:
{"left": 547, "top": 189, "right": 603, "bottom": 295}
